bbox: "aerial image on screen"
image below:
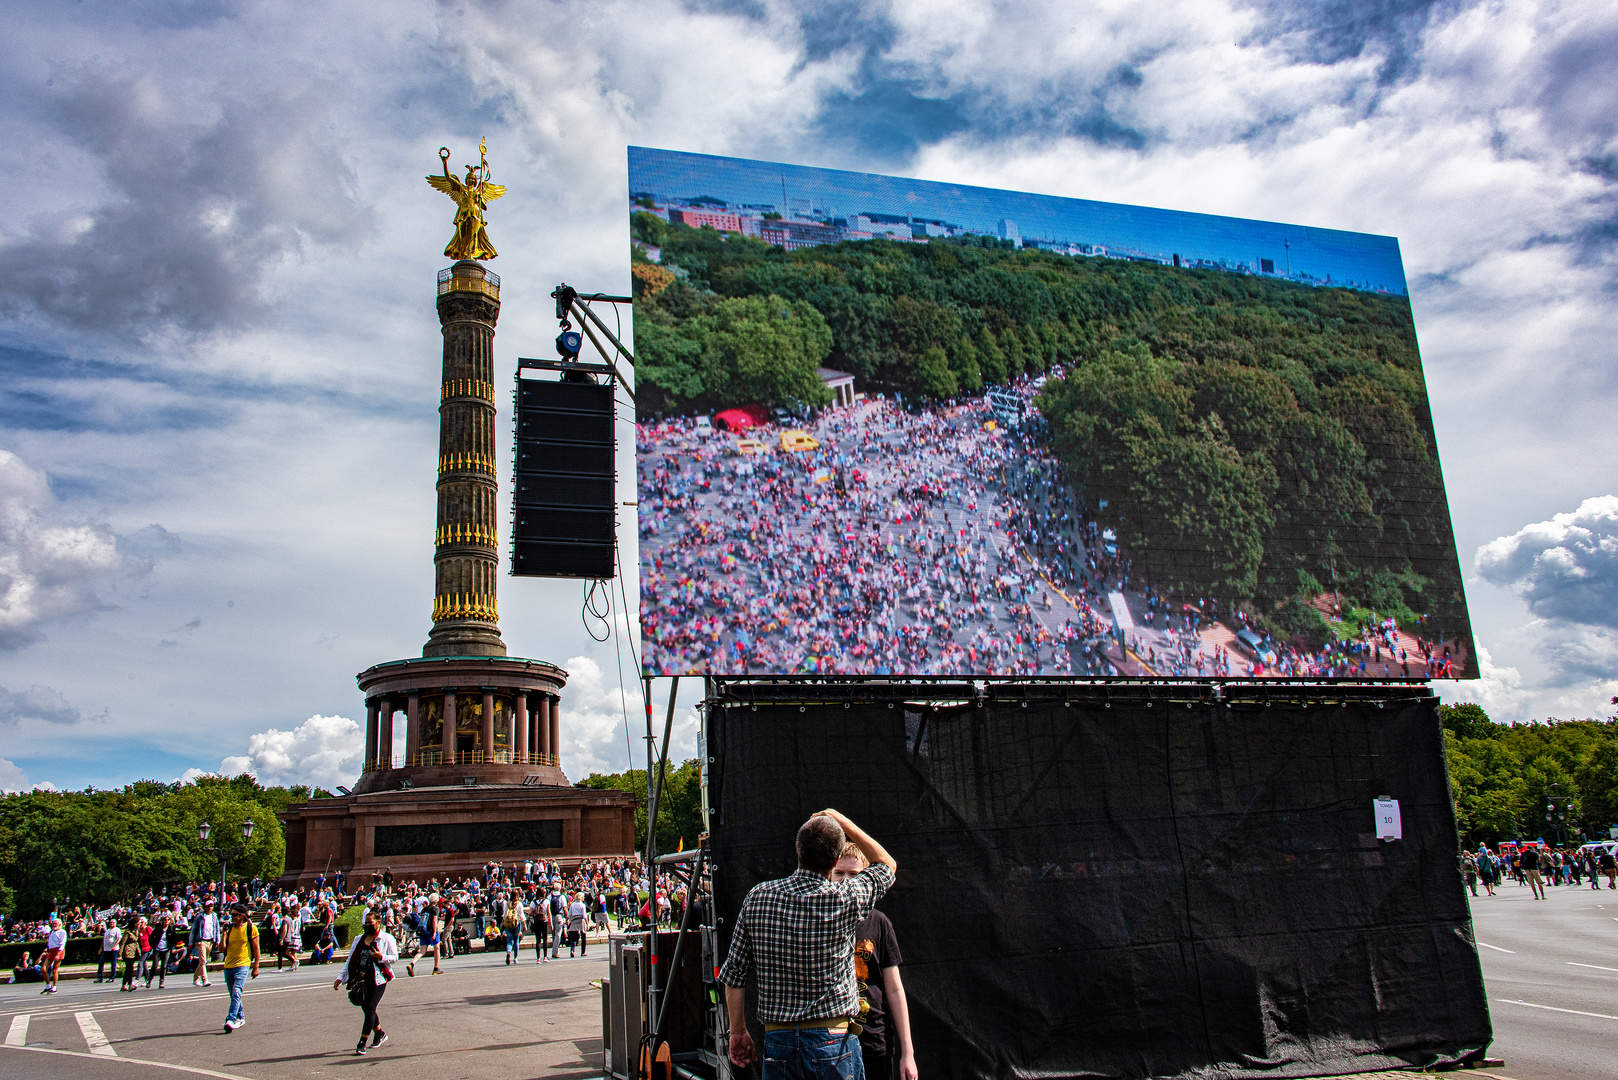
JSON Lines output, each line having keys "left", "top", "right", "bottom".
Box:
{"left": 631, "top": 146, "right": 1475, "bottom": 680}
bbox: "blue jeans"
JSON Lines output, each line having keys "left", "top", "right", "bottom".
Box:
{"left": 505, "top": 929, "right": 521, "bottom": 959}
{"left": 762, "top": 1028, "right": 864, "bottom": 1080}
{"left": 223, "top": 966, "right": 249, "bottom": 1023}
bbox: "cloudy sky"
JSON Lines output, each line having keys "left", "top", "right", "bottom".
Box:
{"left": 1, "top": 0, "right": 1614, "bottom": 793}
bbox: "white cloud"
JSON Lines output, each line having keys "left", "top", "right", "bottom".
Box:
{"left": 558, "top": 654, "right": 698, "bottom": 779}
{"left": 0, "top": 449, "right": 132, "bottom": 649}
{"left": 0, "top": 756, "right": 31, "bottom": 793}
{"left": 0, "top": 757, "right": 59, "bottom": 794}
{"left": 0, "top": 683, "right": 87, "bottom": 726}
{"left": 1476, "top": 496, "right": 1618, "bottom": 629}
{"left": 0, "top": 0, "right": 1615, "bottom": 781}
{"left": 218, "top": 713, "right": 363, "bottom": 791}
{"left": 1434, "top": 643, "right": 1530, "bottom": 719}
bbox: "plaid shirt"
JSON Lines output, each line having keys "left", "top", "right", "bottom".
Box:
{"left": 718, "top": 864, "right": 894, "bottom": 1023}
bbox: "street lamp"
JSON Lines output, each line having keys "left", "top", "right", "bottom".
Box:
{"left": 1544, "top": 784, "right": 1572, "bottom": 846}
{"left": 198, "top": 820, "right": 256, "bottom": 908}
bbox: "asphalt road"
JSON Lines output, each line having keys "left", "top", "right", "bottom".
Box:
{"left": 0, "top": 944, "right": 607, "bottom": 1080}
{"left": 1470, "top": 873, "right": 1618, "bottom": 1080}
{"left": 3, "top": 883, "right": 1600, "bottom": 1080}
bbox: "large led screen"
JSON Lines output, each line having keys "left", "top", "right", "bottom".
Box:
{"left": 631, "top": 146, "right": 1475, "bottom": 680}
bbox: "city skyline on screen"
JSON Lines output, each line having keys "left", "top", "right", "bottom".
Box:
{"left": 630, "top": 146, "right": 1410, "bottom": 295}
{"left": 632, "top": 148, "right": 1474, "bottom": 682}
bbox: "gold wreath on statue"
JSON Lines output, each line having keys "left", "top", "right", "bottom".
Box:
{"left": 428, "top": 140, "right": 505, "bottom": 261}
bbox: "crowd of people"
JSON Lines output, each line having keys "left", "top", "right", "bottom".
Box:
{"left": 638, "top": 377, "right": 1465, "bottom": 682}
{"left": 641, "top": 379, "right": 1139, "bottom": 676}
{"left": 1461, "top": 842, "right": 1618, "bottom": 899}
{"left": 4, "top": 856, "right": 689, "bottom": 1011}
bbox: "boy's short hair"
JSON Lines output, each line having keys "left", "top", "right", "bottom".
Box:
{"left": 839, "top": 841, "right": 870, "bottom": 867}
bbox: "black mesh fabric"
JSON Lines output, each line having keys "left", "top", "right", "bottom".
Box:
{"left": 710, "top": 693, "right": 1490, "bottom": 1080}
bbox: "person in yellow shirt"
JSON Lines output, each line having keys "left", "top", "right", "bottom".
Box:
{"left": 220, "top": 904, "right": 260, "bottom": 1032}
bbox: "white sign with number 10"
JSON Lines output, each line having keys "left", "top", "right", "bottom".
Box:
{"left": 1374, "top": 797, "right": 1402, "bottom": 841}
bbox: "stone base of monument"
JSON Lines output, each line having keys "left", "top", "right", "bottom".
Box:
{"left": 278, "top": 781, "right": 635, "bottom": 889}
{"left": 277, "top": 654, "right": 636, "bottom": 889}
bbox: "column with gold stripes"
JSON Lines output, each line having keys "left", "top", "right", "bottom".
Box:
{"left": 424, "top": 260, "right": 507, "bottom": 658}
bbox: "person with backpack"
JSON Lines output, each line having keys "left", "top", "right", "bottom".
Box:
{"left": 548, "top": 886, "right": 568, "bottom": 960}
{"left": 336, "top": 909, "right": 397, "bottom": 1056}
{"left": 500, "top": 893, "right": 523, "bottom": 964}
{"left": 530, "top": 892, "right": 552, "bottom": 963}
{"left": 406, "top": 897, "right": 441, "bottom": 976}
{"left": 119, "top": 918, "right": 143, "bottom": 991}
{"left": 220, "top": 904, "right": 260, "bottom": 1031}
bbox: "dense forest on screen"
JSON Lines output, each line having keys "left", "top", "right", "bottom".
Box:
{"left": 632, "top": 216, "right": 1471, "bottom": 650}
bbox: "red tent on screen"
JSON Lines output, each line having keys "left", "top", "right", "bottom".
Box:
{"left": 713, "top": 405, "right": 768, "bottom": 431}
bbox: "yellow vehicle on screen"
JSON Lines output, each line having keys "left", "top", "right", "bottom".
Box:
{"left": 780, "top": 430, "right": 819, "bottom": 452}
{"left": 736, "top": 438, "right": 768, "bottom": 455}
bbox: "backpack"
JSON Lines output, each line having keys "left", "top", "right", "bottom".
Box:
{"left": 347, "top": 962, "right": 369, "bottom": 1006}
{"left": 502, "top": 907, "right": 522, "bottom": 931}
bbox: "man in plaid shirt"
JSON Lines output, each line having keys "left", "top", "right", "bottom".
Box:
{"left": 719, "top": 808, "right": 897, "bottom": 1077}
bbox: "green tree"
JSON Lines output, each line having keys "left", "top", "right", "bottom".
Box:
{"left": 631, "top": 210, "right": 668, "bottom": 247}
{"left": 576, "top": 761, "right": 703, "bottom": 853}
{"left": 977, "top": 328, "right": 1007, "bottom": 384}
{"left": 703, "top": 295, "right": 834, "bottom": 409}
{"left": 913, "top": 345, "right": 959, "bottom": 399}
{"left": 0, "top": 774, "right": 296, "bottom": 917}
{"left": 952, "top": 335, "right": 983, "bottom": 393}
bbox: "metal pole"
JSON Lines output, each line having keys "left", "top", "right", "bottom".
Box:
{"left": 650, "top": 678, "right": 679, "bottom": 861}
{"left": 574, "top": 313, "right": 636, "bottom": 406}
{"left": 643, "top": 675, "right": 680, "bottom": 1072}
{"left": 642, "top": 674, "right": 659, "bottom": 1071}
{"left": 653, "top": 845, "right": 705, "bottom": 1038}
{"left": 570, "top": 297, "right": 636, "bottom": 366}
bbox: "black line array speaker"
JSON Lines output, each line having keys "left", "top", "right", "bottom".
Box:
{"left": 512, "top": 377, "right": 616, "bottom": 578}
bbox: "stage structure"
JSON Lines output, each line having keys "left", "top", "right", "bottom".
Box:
{"left": 634, "top": 679, "right": 1487, "bottom": 1080}
{"left": 277, "top": 147, "right": 635, "bottom": 887}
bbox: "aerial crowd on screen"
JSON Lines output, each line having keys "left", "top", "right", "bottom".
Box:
{"left": 637, "top": 379, "right": 1467, "bottom": 679}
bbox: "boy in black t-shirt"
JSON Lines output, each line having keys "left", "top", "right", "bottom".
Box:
{"left": 832, "top": 843, "right": 918, "bottom": 1080}
{"left": 1520, "top": 845, "right": 1546, "bottom": 900}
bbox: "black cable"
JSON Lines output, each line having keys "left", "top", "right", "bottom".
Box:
{"left": 607, "top": 573, "right": 635, "bottom": 774}
{"left": 582, "top": 578, "right": 611, "bottom": 642}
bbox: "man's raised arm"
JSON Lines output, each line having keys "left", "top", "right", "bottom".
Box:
{"left": 816, "top": 809, "right": 896, "bottom": 873}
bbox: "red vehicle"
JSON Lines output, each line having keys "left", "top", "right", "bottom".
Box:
{"left": 713, "top": 404, "right": 768, "bottom": 431}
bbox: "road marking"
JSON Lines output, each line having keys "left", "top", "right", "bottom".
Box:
{"left": 76, "top": 1011, "right": 117, "bottom": 1056}
{"left": 0, "top": 1043, "right": 251, "bottom": 1078}
{"left": 18, "top": 981, "right": 323, "bottom": 1022}
{"left": 1568, "top": 962, "right": 1618, "bottom": 973}
{"left": 1477, "top": 942, "right": 1515, "bottom": 953}
{"left": 1496, "top": 998, "right": 1618, "bottom": 1022}
{"left": 4, "top": 1015, "right": 26, "bottom": 1047}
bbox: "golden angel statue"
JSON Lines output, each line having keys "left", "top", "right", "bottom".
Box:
{"left": 427, "top": 140, "right": 506, "bottom": 260}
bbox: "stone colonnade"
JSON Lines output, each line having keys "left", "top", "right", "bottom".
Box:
{"left": 363, "top": 690, "right": 561, "bottom": 772}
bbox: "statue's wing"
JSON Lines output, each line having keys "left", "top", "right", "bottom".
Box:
{"left": 426, "top": 174, "right": 465, "bottom": 196}
{"left": 480, "top": 183, "right": 507, "bottom": 202}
